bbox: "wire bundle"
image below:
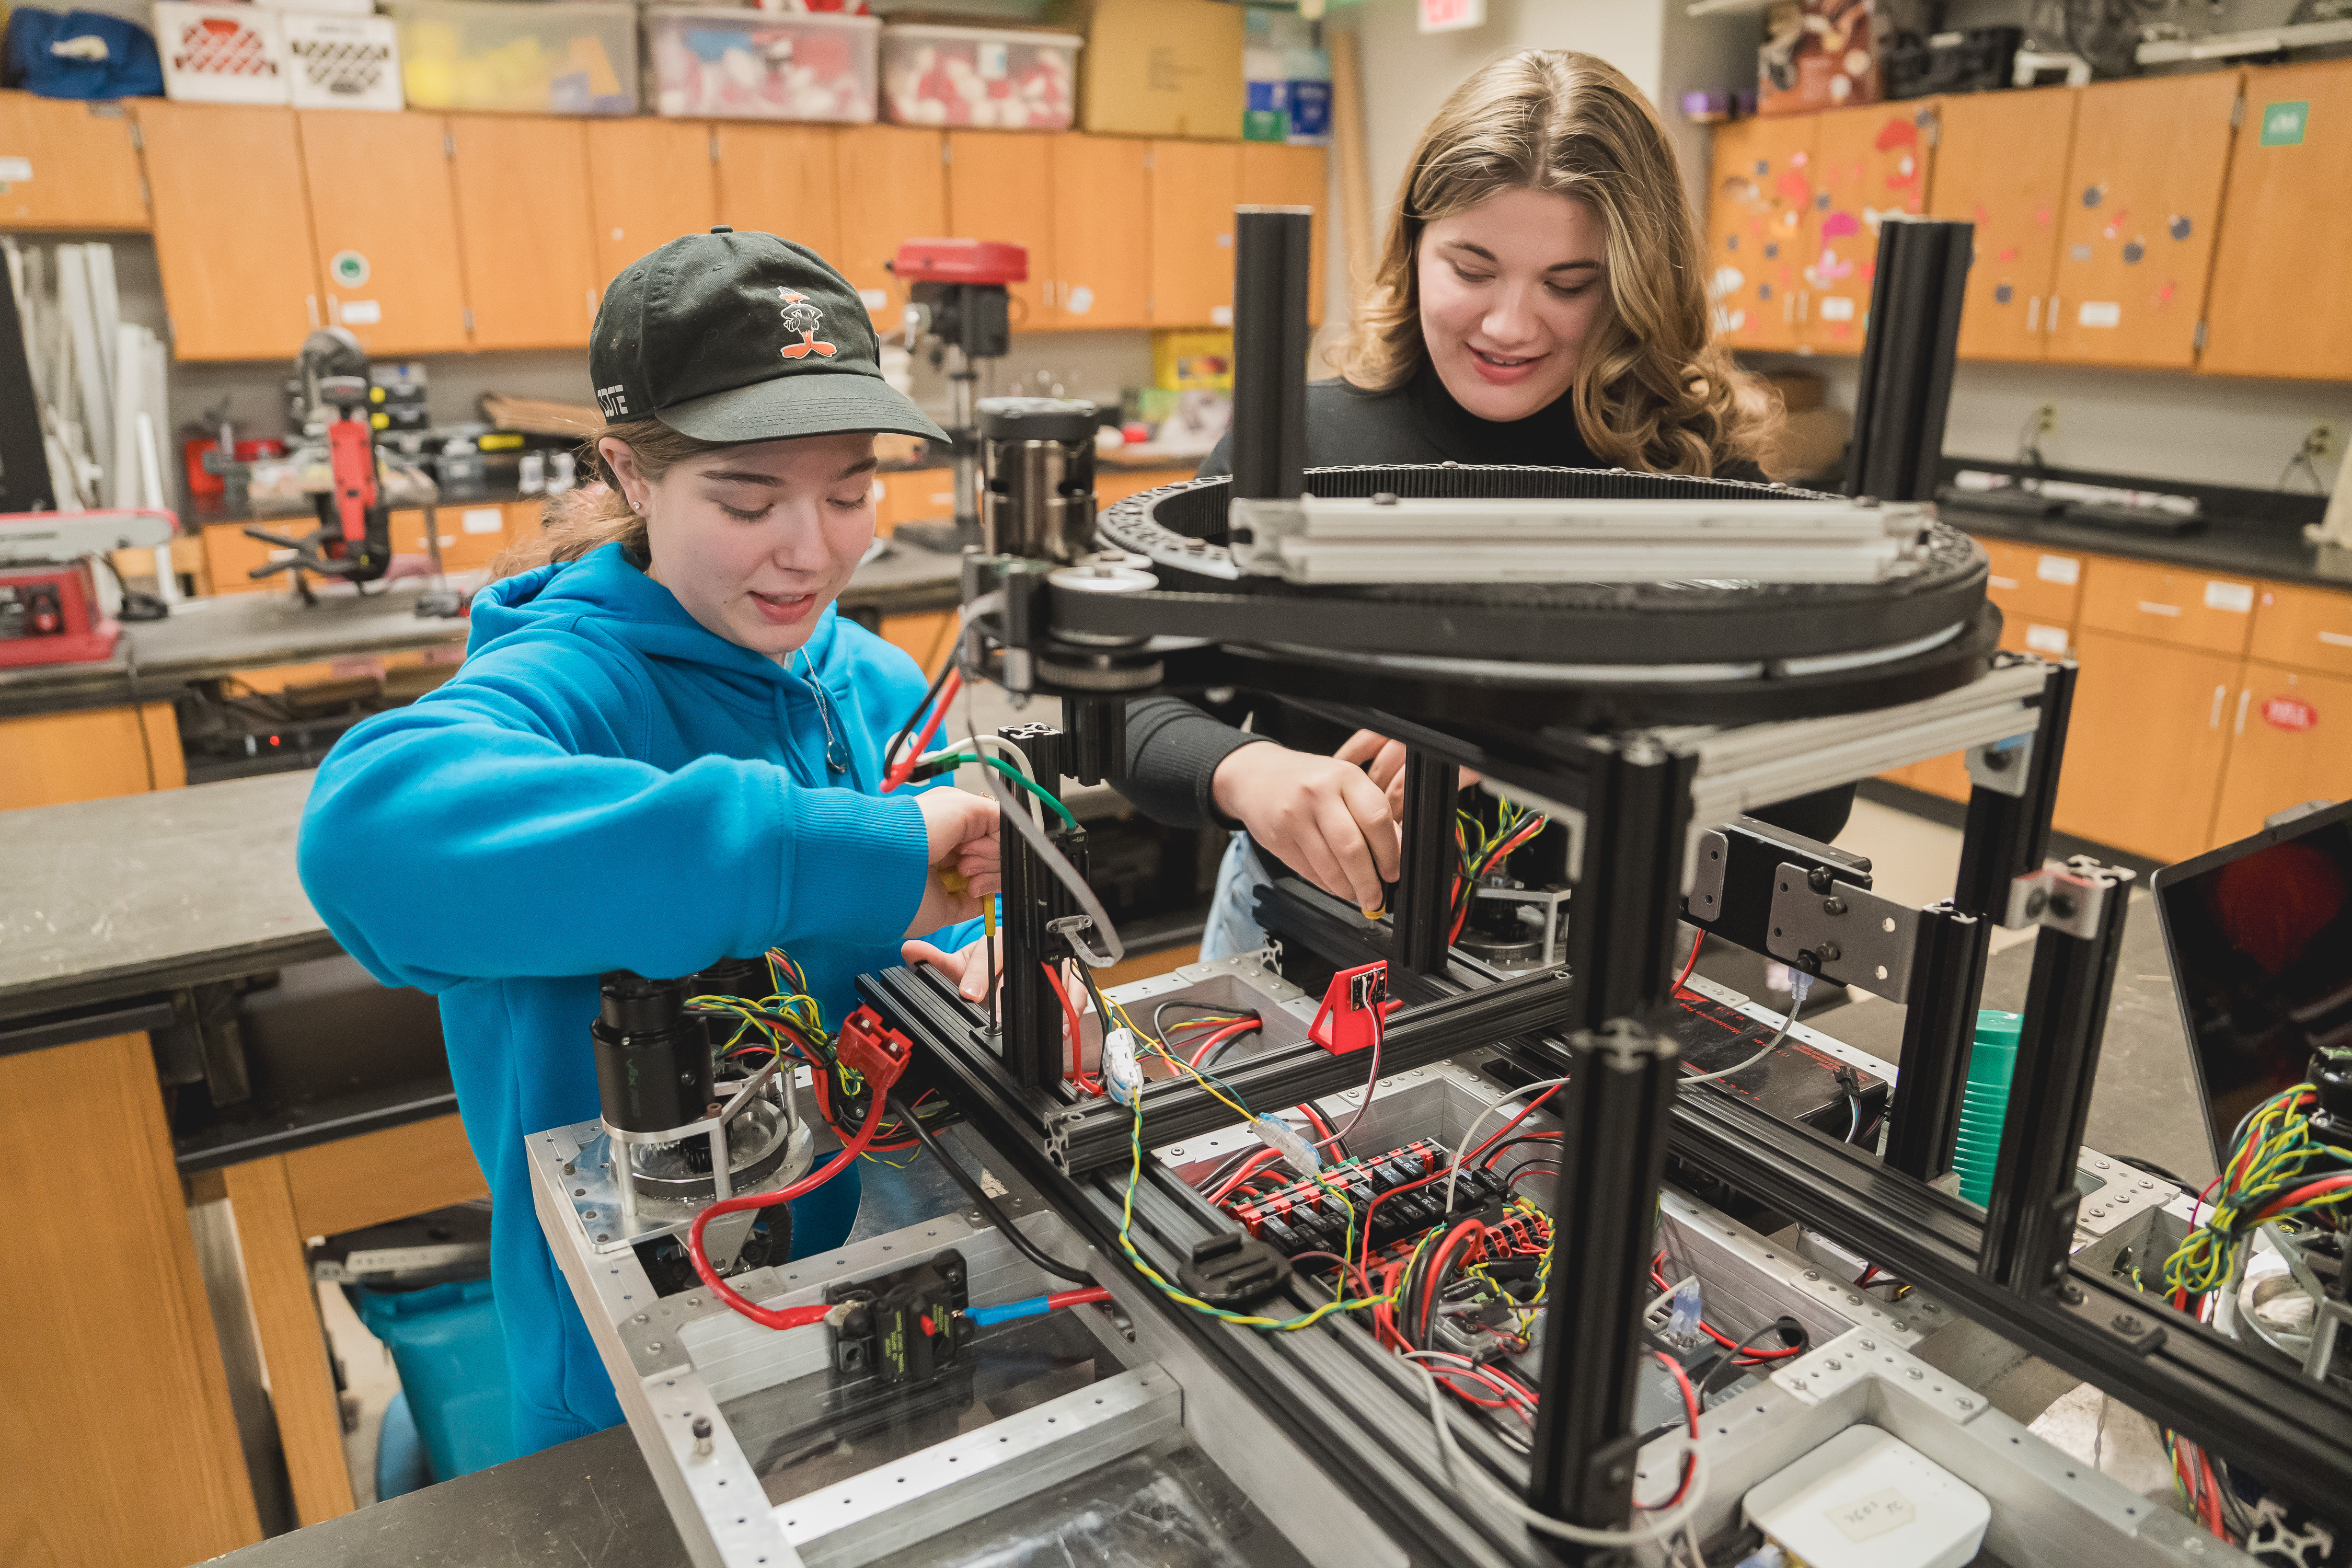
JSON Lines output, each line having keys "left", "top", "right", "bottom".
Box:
{"left": 2162, "top": 1080, "right": 2352, "bottom": 1302}
{"left": 1449, "top": 800, "right": 1548, "bottom": 944}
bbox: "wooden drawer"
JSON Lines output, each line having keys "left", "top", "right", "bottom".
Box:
{"left": 2211, "top": 662, "right": 2352, "bottom": 848}
{"left": 2250, "top": 580, "right": 2352, "bottom": 677}
{"left": 202, "top": 521, "right": 296, "bottom": 595}
{"left": 1979, "top": 537, "right": 2085, "bottom": 626}
{"left": 390, "top": 504, "right": 512, "bottom": 572}
{"left": 877, "top": 468, "right": 955, "bottom": 535}
{"left": 2077, "top": 556, "right": 2258, "bottom": 655}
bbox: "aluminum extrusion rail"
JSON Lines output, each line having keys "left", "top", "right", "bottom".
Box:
{"left": 1665, "top": 1085, "right": 2352, "bottom": 1510}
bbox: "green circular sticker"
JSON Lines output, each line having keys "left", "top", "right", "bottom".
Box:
{"left": 330, "top": 250, "right": 370, "bottom": 287}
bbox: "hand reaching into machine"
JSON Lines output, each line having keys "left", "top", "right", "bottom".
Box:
{"left": 901, "top": 932, "right": 1004, "bottom": 1002}
{"left": 1211, "top": 740, "right": 1401, "bottom": 916}
{"left": 1334, "top": 730, "right": 1483, "bottom": 818}
{"left": 905, "top": 787, "right": 1001, "bottom": 940}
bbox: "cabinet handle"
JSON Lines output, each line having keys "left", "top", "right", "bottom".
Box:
{"left": 2048, "top": 296, "right": 2061, "bottom": 334}
{"left": 2027, "top": 296, "right": 2039, "bottom": 333}
{"left": 2234, "top": 688, "right": 2252, "bottom": 735}
{"left": 306, "top": 295, "right": 319, "bottom": 329}
{"left": 2137, "top": 601, "right": 2183, "bottom": 617}
{"left": 2209, "top": 684, "right": 2227, "bottom": 729}
{"left": 2320, "top": 631, "right": 2352, "bottom": 649}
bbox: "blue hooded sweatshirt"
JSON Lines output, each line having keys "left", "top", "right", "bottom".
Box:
{"left": 297, "top": 542, "right": 978, "bottom": 1454}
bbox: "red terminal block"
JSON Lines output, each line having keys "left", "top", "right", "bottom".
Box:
{"left": 836, "top": 1006, "right": 914, "bottom": 1096}
{"left": 890, "top": 238, "right": 1029, "bottom": 285}
{"left": 1309, "top": 962, "right": 1398, "bottom": 1056}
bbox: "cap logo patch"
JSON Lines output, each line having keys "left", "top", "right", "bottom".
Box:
{"left": 778, "top": 289, "right": 837, "bottom": 361}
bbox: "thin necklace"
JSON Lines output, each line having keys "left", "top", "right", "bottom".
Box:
{"left": 799, "top": 647, "right": 849, "bottom": 774}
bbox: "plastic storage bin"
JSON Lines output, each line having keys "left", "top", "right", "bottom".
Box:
{"left": 644, "top": 8, "right": 876, "bottom": 122}
{"left": 284, "top": 12, "right": 403, "bottom": 111}
{"left": 391, "top": 0, "right": 636, "bottom": 116}
{"left": 153, "top": 3, "right": 289, "bottom": 105}
{"left": 353, "top": 1274, "right": 518, "bottom": 1485}
{"left": 881, "top": 22, "right": 1078, "bottom": 130}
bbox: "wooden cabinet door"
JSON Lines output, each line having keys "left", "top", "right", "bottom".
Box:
{"left": 946, "top": 132, "right": 1053, "bottom": 330}
{"left": 2210, "top": 663, "right": 2352, "bottom": 847}
{"left": 136, "top": 102, "right": 320, "bottom": 363}
{"left": 2077, "top": 555, "right": 2257, "bottom": 656}
{"left": 1800, "top": 102, "right": 1931, "bottom": 352}
{"left": 298, "top": 111, "right": 469, "bottom": 355}
{"left": 1705, "top": 115, "right": 1816, "bottom": 352}
{"left": 0, "top": 92, "right": 145, "bottom": 230}
{"left": 1928, "top": 86, "right": 2078, "bottom": 362}
{"left": 2202, "top": 60, "right": 2352, "bottom": 379}
{"left": 2055, "top": 629, "right": 2244, "bottom": 863}
{"left": 585, "top": 120, "right": 717, "bottom": 293}
{"left": 715, "top": 125, "right": 841, "bottom": 263}
{"left": 2047, "top": 72, "right": 2242, "bottom": 368}
{"left": 448, "top": 116, "right": 597, "bottom": 351}
{"left": 834, "top": 125, "right": 947, "bottom": 329}
{"left": 1149, "top": 139, "right": 1240, "bottom": 328}
{"left": 1240, "top": 143, "right": 1329, "bottom": 324}
{"left": 1051, "top": 133, "right": 1150, "bottom": 330}
{"left": 2250, "top": 580, "right": 2352, "bottom": 677}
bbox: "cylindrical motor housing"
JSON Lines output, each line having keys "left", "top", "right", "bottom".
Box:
{"left": 592, "top": 971, "right": 710, "bottom": 1135}
{"left": 980, "top": 397, "right": 1098, "bottom": 563}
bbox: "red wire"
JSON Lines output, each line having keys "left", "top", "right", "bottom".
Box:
{"left": 1673, "top": 925, "right": 1703, "bottom": 998}
{"left": 1646, "top": 1351, "right": 1701, "bottom": 1509}
{"left": 2255, "top": 1172, "right": 2352, "bottom": 1220}
{"left": 1041, "top": 962, "right": 1102, "bottom": 1096}
{"left": 1462, "top": 1086, "right": 1563, "bottom": 1168}
{"left": 688, "top": 1084, "right": 892, "bottom": 1329}
{"left": 1209, "top": 1148, "right": 1284, "bottom": 1205}
{"left": 1295, "top": 1103, "right": 1336, "bottom": 1143}
{"left": 1047, "top": 1286, "right": 1113, "bottom": 1311}
{"left": 1186, "top": 1019, "right": 1259, "bottom": 1067}
{"left": 2199, "top": 1449, "right": 2225, "bottom": 1536}
{"left": 881, "top": 669, "right": 961, "bottom": 791}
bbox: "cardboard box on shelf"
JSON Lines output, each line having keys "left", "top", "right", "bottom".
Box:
{"left": 1151, "top": 328, "right": 1231, "bottom": 391}
{"left": 1048, "top": 0, "right": 1242, "bottom": 140}
{"left": 1759, "top": 0, "right": 1878, "bottom": 117}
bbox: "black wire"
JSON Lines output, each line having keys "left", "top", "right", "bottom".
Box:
{"left": 2114, "top": 1153, "right": 2193, "bottom": 1190}
{"left": 1846, "top": 1093, "right": 1864, "bottom": 1144}
{"left": 888, "top": 1092, "right": 1093, "bottom": 1284}
{"left": 1477, "top": 1132, "right": 1564, "bottom": 1170}
{"left": 1697, "top": 1316, "right": 1808, "bottom": 1402}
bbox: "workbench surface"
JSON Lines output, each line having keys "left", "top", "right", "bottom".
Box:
{"left": 0, "top": 544, "right": 962, "bottom": 720}
{"left": 0, "top": 770, "right": 328, "bottom": 1023}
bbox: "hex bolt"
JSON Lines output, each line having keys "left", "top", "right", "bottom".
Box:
{"left": 2025, "top": 888, "right": 2050, "bottom": 919}
{"left": 1790, "top": 1377, "right": 1808, "bottom": 1390}
{"left": 1846, "top": 1292, "right": 1863, "bottom": 1305}
{"left": 1807, "top": 866, "right": 1836, "bottom": 894}
{"left": 1816, "top": 941, "right": 1842, "bottom": 963}
{"left": 596, "top": 1233, "right": 610, "bottom": 1243}
{"left": 1979, "top": 748, "right": 2013, "bottom": 772}
{"left": 2112, "top": 1312, "right": 2144, "bottom": 1334}
{"left": 1957, "top": 1397, "right": 1975, "bottom": 1410}
{"left": 2088, "top": 1206, "right": 2106, "bottom": 1218}
{"left": 1823, "top": 896, "right": 1848, "bottom": 916}
{"left": 692, "top": 1415, "right": 713, "bottom": 1457}
{"left": 635, "top": 1314, "right": 649, "bottom": 1324}
{"left": 1858, "top": 1338, "right": 1877, "bottom": 1351}
{"left": 2051, "top": 892, "right": 2079, "bottom": 919}
{"left": 1824, "top": 1358, "right": 1842, "bottom": 1371}
{"left": 583, "top": 1209, "right": 597, "bottom": 1220}
{"left": 1906, "top": 1367, "right": 1924, "bottom": 1381}
{"left": 649, "top": 1341, "right": 663, "bottom": 1352}
{"left": 562, "top": 1162, "right": 577, "bottom": 1176}
{"left": 1803, "top": 1270, "right": 1820, "bottom": 1281}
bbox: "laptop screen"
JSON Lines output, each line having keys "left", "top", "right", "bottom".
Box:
{"left": 2152, "top": 802, "right": 2352, "bottom": 1168}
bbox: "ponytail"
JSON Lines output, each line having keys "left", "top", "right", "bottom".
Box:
{"left": 488, "top": 418, "right": 736, "bottom": 581}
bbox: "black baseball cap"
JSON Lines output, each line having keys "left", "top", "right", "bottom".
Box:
{"left": 590, "top": 227, "right": 948, "bottom": 445}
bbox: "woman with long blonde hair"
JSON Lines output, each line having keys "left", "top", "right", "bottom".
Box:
{"left": 1115, "top": 50, "right": 1813, "bottom": 959}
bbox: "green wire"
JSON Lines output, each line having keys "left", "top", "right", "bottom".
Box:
{"left": 934, "top": 752, "right": 1080, "bottom": 830}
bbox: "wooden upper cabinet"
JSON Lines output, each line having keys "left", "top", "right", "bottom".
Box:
{"left": 1239, "top": 143, "right": 1328, "bottom": 324}
{"left": 945, "top": 132, "right": 1052, "bottom": 330}
{"left": 585, "top": 120, "right": 717, "bottom": 294}
{"left": 298, "top": 112, "right": 470, "bottom": 356}
{"left": 833, "top": 125, "right": 946, "bottom": 329}
{"left": 1928, "top": 86, "right": 2078, "bottom": 362}
{"left": 714, "top": 125, "right": 841, "bottom": 264}
{"left": 2201, "top": 60, "right": 2352, "bottom": 379}
{"left": 448, "top": 116, "right": 597, "bottom": 351}
{"left": 1705, "top": 115, "right": 1816, "bottom": 352}
{"left": 1051, "top": 133, "right": 1149, "bottom": 330}
{"left": 136, "top": 102, "right": 320, "bottom": 362}
{"left": 0, "top": 93, "right": 145, "bottom": 230}
{"left": 2046, "top": 71, "right": 2242, "bottom": 368}
{"left": 1149, "top": 139, "right": 1239, "bottom": 327}
{"left": 1800, "top": 102, "right": 1931, "bottom": 351}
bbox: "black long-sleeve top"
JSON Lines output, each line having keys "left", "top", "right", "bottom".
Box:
{"left": 1112, "top": 370, "right": 1854, "bottom": 848}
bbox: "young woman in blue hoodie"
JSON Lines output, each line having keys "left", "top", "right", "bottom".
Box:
{"left": 298, "top": 229, "right": 1002, "bottom": 1456}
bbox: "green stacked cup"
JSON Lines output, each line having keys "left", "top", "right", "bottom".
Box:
{"left": 1953, "top": 1010, "right": 2024, "bottom": 1207}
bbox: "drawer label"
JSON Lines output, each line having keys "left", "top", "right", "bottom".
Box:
{"left": 2025, "top": 623, "right": 2069, "bottom": 655}
{"left": 2263, "top": 696, "right": 2317, "bottom": 732}
{"left": 2078, "top": 301, "right": 2122, "bottom": 329}
{"left": 461, "top": 506, "right": 503, "bottom": 535}
{"left": 2035, "top": 555, "right": 2080, "bottom": 585}
{"left": 0, "top": 157, "right": 31, "bottom": 183}
{"left": 2204, "top": 581, "right": 2255, "bottom": 613}
{"left": 1818, "top": 295, "right": 1856, "bottom": 321}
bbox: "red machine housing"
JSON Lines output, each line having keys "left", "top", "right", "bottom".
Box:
{"left": 891, "top": 238, "right": 1029, "bottom": 284}
{"left": 0, "top": 561, "right": 117, "bottom": 667}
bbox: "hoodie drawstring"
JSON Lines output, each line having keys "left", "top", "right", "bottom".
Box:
{"left": 799, "top": 648, "right": 850, "bottom": 775}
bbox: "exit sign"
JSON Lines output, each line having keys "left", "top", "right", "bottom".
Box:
{"left": 1420, "top": 0, "right": 1484, "bottom": 31}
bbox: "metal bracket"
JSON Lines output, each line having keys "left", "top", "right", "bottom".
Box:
{"left": 1226, "top": 495, "right": 1305, "bottom": 575}
{"left": 2002, "top": 857, "right": 2118, "bottom": 936}
{"left": 1964, "top": 730, "right": 2036, "bottom": 798}
{"left": 1767, "top": 861, "right": 1921, "bottom": 1000}
{"left": 1689, "top": 828, "right": 1730, "bottom": 923}
{"left": 2055, "top": 1280, "right": 2168, "bottom": 1356}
